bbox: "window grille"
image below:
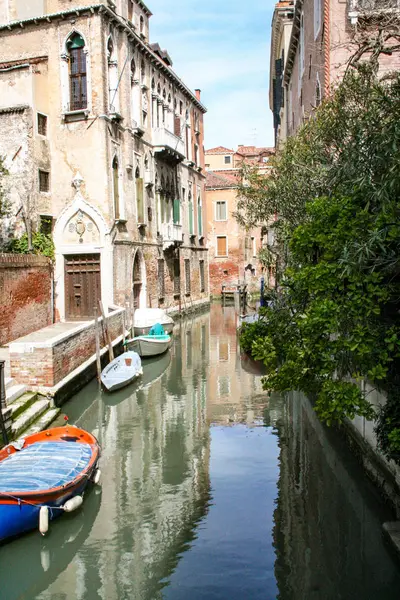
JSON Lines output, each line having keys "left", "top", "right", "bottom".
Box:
{"left": 37, "top": 113, "right": 47, "bottom": 136}
{"left": 158, "top": 259, "right": 165, "bottom": 298}
{"left": 185, "top": 259, "right": 191, "bottom": 296}
{"left": 200, "top": 260, "right": 205, "bottom": 293}
{"left": 68, "top": 34, "right": 87, "bottom": 111}
{"left": 39, "top": 170, "right": 50, "bottom": 192}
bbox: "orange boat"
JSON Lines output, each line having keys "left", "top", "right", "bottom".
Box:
{"left": 0, "top": 425, "right": 101, "bottom": 544}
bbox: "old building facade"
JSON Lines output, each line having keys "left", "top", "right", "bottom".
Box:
{"left": 205, "top": 145, "right": 274, "bottom": 296}
{"left": 270, "top": 0, "right": 400, "bottom": 146}
{"left": 0, "top": 0, "right": 208, "bottom": 322}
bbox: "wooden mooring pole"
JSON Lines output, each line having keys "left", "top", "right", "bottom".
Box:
{"left": 94, "top": 309, "right": 102, "bottom": 382}
{"left": 99, "top": 301, "right": 114, "bottom": 362}
{"left": 0, "top": 360, "right": 9, "bottom": 446}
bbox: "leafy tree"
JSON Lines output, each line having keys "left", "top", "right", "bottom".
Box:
{"left": 238, "top": 65, "right": 400, "bottom": 464}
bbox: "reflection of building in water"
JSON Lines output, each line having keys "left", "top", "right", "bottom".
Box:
{"left": 273, "top": 391, "right": 400, "bottom": 600}
{"left": 38, "top": 337, "right": 211, "bottom": 600}
{"left": 207, "top": 304, "right": 266, "bottom": 424}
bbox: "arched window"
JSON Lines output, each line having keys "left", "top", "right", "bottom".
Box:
{"left": 112, "top": 156, "right": 120, "bottom": 219}
{"left": 198, "top": 194, "right": 203, "bottom": 236}
{"left": 67, "top": 33, "right": 87, "bottom": 111}
{"left": 141, "top": 60, "right": 145, "bottom": 83}
{"left": 157, "top": 82, "right": 161, "bottom": 95}
{"left": 130, "top": 58, "right": 136, "bottom": 80}
{"left": 107, "top": 36, "right": 119, "bottom": 113}
{"left": 140, "top": 15, "right": 144, "bottom": 35}
{"left": 136, "top": 166, "right": 144, "bottom": 224}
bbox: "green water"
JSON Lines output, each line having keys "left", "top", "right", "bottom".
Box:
{"left": 1, "top": 305, "right": 399, "bottom": 599}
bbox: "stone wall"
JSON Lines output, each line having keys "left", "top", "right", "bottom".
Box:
{"left": 9, "top": 307, "right": 124, "bottom": 388}
{"left": 0, "top": 253, "right": 53, "bottom": 346}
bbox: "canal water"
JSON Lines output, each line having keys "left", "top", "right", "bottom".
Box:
{"left": 1, "top": 305, "right": 400, "bottom": 600}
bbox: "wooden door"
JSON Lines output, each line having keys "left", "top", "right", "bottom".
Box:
{"left": 65, "top": 254, "right": 101, "bottom": 320}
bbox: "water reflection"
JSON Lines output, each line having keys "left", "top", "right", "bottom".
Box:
{"left": 0, "top": 305, "right": 399, "bottom": 600}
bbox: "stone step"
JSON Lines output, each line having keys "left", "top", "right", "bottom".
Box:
{"left": 18, "top": 408, "right": 61, "bottom": 440}
{"left": 9, "top": 392, "right": 38, "bottom": 421}
{"left": 5, "top": 377, "right": 14, "bottom": 391}
{"left": 11, "top": 398, "right": 50, "bottom": 439}
{"left": 6, "top": 384, "right": 28, "bottom": 405}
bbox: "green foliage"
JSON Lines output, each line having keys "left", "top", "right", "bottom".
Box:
{"left": 7, "top": 232, "right": 55, "bottom": 259}
{"left": 239, "top": 317, "right": 270, "bottom": 355}
{"left": 237, "top": 66, "right": 400, "bottom": 463}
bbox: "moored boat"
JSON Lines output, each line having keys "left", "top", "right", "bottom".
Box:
{"left": 133, "top": 308, "right": 174, "bottom": 336}
{"left": 126, "top": 333, "right": 172, "bottom": 357}
{"left": 0, "top": 425, "right": 100, "bottom": 544}
{"left": 100, "top": 351, "right": 142, "bottom": 392}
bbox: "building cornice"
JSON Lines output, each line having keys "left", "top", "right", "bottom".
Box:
{"left": 283, "top": 0, "right": 303, "bottom": 86}
{"left": 0, "top": 3, "right": 207, "bottom": 113}
{"left": 0, "top": 104, "right": 30, "bottom": 114}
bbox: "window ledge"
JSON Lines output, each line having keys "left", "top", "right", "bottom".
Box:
{"left": 62, "top": 108, "right": 89, "bottom": 122}
{"left": 137, "top": 222, "right": 147, "bottom": 229}
{"left": 115, "top": 217, "right": 127, "bottom": 224}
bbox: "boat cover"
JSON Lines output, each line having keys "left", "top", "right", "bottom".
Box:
{"left": 0, "top": 442, "right": 93, "bottom": 493}
{"left": 149, "top": 323, "right": 165, "bottom": 336}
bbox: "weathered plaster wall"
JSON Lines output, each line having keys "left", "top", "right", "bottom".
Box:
{"left": 0, "top": 253, "right": 52, "bottom": 345}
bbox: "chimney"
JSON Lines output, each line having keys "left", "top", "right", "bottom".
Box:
{"left": 195, "top": 89, "right": 201, "bottom": 100}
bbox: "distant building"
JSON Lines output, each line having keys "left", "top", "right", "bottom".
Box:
{"left": 0, "top": 0, "right": 209, "bottom": 322}
{"left": 270, "top": 0, "right": 400, "bottom": 146}
{"left": 205, "top": 145, "right": 274, "bottom": 297}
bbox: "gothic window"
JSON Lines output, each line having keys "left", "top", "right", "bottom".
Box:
{"left": 141, "top": 60, "right": 145, "bottom": 83}
{"left": 136, "top": 166, "right": 144, "bottom": 223}
{"left": 67, "top": 33, "right": 87, "bottom": 111}
{"left": 140, "top": 15, "right": 144, "bottom": 35}
{"left": 112, "top": 156, "right": 120, "bottom": 219}
{"left": 108, "top": 36, "right": 119, "bottom": 113}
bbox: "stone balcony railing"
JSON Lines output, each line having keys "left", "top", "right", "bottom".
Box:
{"left": 153, "top": 127, "right": 185, "bottom": 156}
{"left": 350, "top": 0, "right": 400, "bottom": 13}
{"left": 161, "top": 222, "right": 183, "bottom": 250}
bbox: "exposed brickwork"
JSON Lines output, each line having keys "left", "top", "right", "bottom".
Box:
{"left": 9, "top": 308, "right": 124, "bottom": 387}
{"left": 0, "top": 254, "right": 52, "bottom": 346}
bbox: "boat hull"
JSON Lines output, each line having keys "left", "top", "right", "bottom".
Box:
{"left": 126, "top": 335, "right": 171, "bottom": 357}
{"left": 100, "top": 351, "right": 142, "bottom": 392}
{"left": 0, "top": 426, "right": 100, "bottom": 544}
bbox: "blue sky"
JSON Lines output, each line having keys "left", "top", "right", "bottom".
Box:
{"left": 148, "top": 0, "right": 275, "bottom": 151}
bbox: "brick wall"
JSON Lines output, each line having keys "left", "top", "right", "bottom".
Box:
{"left": 0, "top": 253, "right": 53, "bottom": 346}
{"left": 9, "top": 307, "right": 124, "bottom": 387}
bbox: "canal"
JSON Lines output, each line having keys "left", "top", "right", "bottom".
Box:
{"left": 1, "top": 305, "right": 400, "bottom": 599}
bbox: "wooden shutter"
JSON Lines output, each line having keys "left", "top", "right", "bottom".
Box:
{"left": 217, "top": 236, "right": 227, "bottom": 256}
{"left": 174, "top": 116, "right": 181, "bottom": 137}
{"left": 136, "top": 178, "right": 144, "bottom": 223}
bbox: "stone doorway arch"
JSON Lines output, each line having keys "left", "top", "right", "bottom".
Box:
{"left": 132, "top": 249, "right": 146, "bottom": 309}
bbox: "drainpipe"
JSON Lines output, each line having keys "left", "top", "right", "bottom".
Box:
{"left": 323, "top": 0, "right": 331, "bottom": 97}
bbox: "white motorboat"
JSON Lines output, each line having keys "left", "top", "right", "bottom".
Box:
{"left": 133, "top": 308, "right": 174, "bottom": 336}
{"left": 125, "top": 333, "right": 172, "bottom": 357}
{"left": 101, "top": 351, "right": 142, "bottom": 392}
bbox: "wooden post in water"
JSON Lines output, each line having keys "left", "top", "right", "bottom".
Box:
{"left": 0, "top": 360, "right": 9, "bottom": 446}
{"left": 122, "top": 308, "right": 126, "bottom": 349}
{"left": 94, "top": 309, "right": 102, "bottom": 382}
{"left": 99, "top": 301, "right": 114, "bottom": 362}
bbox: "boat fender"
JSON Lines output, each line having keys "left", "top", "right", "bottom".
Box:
{"left": 93, "top": 468, "right": 101, "bottom": 485}
{"left": 39, "top": 506, "right": 49, "bottom": 536}
{"left": 63, "top": 495, "right": 83, "bottom": 513}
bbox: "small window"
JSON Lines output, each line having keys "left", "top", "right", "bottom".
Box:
{"left": 37, "top": 113, "right": 47, "bottom": 136}
{"left": 158, "top": 259, "right": 165, "bottom": 298}
{"left": 215, "top": 201, "right": 227, "bottom": 221}
{"left": 216, "top": 236, "right": 227, "bottom": 257}
{"left": 140, "top": 15, "right": 144, "bottom": 35}
{"left": 185, "top": 259, "right": 191, "bottom": 296}
{"left": 200, "top": 260, "right": 205, "bottom": 293}
{"left": 224, "top": 155, "right": 231, "bottom": 164}
{"left": 39, "top": 170, "right": 50, "bottom": 192}
{"left": 251, "top": 236, "right": 257, "bottom": 257}
{"left": 39, "top": 215, "right": 52, "bottom": 235}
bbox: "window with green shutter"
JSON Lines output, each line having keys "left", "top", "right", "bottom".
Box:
{"left": 173, "top": 198, "right": 180, "bottom": 224}
{"left": 198, "top": 199, "right": 202, "bottom": 236}
{"left": 189, "top": 198, "right": 194, "bottom": 235}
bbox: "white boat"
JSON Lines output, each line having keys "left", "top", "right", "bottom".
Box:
{"left": 101, "top": 351, "right": 142, "bottom": 392}
{"left": 133, "top": 308, "right": 174, "bottom": 336}
{"left": 125, "top": 333, "right": 172, "bottom": 357}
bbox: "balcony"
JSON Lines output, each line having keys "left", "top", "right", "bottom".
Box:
{"left": 161, "top": 222, "right": 183, "bottom": 250}
{"left": 153, "top": 128, "right": 185, "bottom": 165}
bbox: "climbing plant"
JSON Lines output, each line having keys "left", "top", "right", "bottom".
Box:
{"left": 0, "top": 155, "right": 10, "bottom": 219}
{"left": 238, "top": 65, "right": 400, "bottom": 464}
